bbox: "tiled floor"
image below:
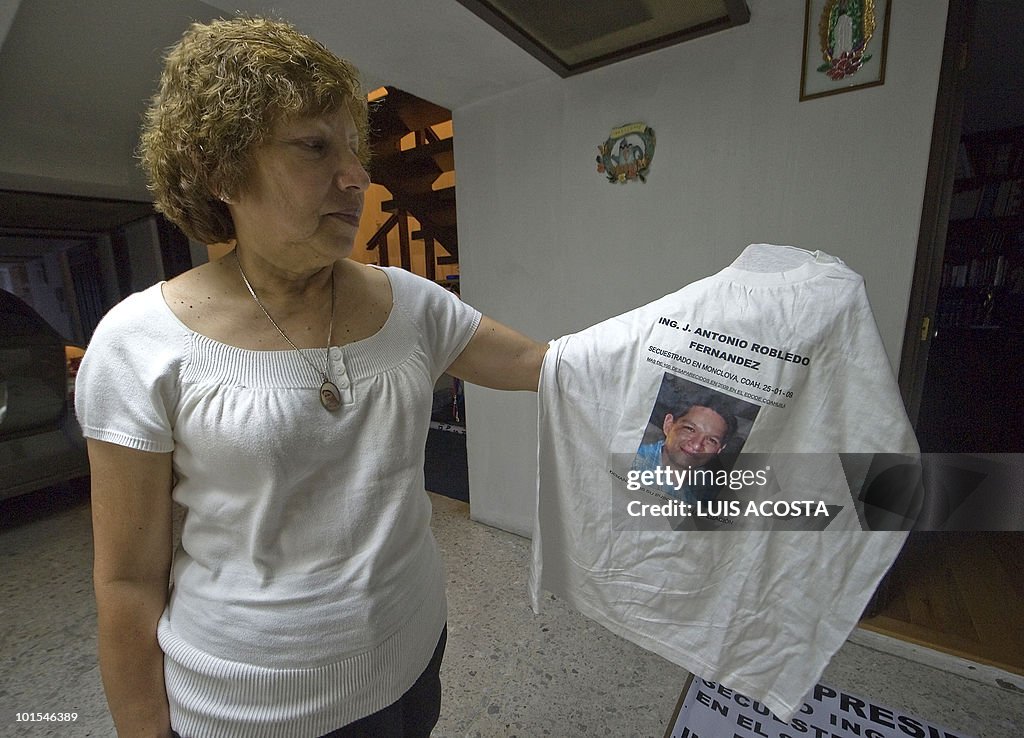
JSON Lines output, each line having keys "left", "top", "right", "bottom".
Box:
{"left": 1, "top": 483, "right": 1022, "bottom": 737}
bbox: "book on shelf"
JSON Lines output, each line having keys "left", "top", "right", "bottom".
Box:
{"left": 1007, "top": 179, "right": 1024, "bottom": 216}
{"left": 941, "top": 254, "right": 1009, "bottom": 290}
{"left": 950, "top": 188, "right": 982, "bottom": 220}
{"left": 949, "top": 179, "right": 1024, "bottom": 219}
{"left": 955, "top": 141, "right": 974, "bottom": 179}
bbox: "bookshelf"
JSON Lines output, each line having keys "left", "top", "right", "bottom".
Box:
{"left": 917, "top": 125, "right": 1024, "bottom": 454}
{"left": 939, "top": 126, "right": 1024, "bottom": 331}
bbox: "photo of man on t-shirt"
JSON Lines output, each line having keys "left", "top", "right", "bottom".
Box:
{"left": 631, "top": 375, "right": 760, "bottom": 506}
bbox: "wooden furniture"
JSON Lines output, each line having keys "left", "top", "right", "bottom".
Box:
{"left": 937, "top": 126, "right": 1024, "bottom": 335}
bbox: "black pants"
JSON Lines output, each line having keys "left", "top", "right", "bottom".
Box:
{"left": 172, "top": 627, "right": 447, "bottom": 738}
{"left": 320, "top": 626, "right": 447, "bottom": 737}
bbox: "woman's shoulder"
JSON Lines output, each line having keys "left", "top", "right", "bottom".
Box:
{"left": 82, "top": 283, "right": 188, "bottom": 386}
{"left": 86, "top": 285, "right": 188, "bottom": 369}
{"left": 371, "top": 264, "right": 462, "bottom": 307}
{"left": 94, "top": 282, "right": 173, "bottom": 335}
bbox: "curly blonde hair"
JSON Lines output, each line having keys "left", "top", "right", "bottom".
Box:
{"left": 139, "top": 16, "right": 369, "bottom": 244}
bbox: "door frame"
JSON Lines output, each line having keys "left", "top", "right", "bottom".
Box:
{"left": 897, "top": 0, "right": 976, "bottom": 423}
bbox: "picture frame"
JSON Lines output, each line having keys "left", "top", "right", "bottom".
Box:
{"left": 800, "top": 0, "right": 892, "bottom": 101}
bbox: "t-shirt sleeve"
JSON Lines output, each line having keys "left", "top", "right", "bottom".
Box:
{"left": 836, "top": 281, "right": 919, "bottom": 454}
{"left": 389, "top": 269, "right": 482, "bottom": 380}
{"left": 74, "top": 288, "right": 183, "bottom": 453}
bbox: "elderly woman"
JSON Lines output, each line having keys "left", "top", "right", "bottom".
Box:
{"left": 75, "top": 16, "right": 546, "bottom": 738}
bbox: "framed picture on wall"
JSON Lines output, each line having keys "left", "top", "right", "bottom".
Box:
{"left": 800, "top": 0, "right": 892, "bottom": 101}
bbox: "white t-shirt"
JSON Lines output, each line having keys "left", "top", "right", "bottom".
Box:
{"left": 76, "top": 266, "right": 480, "bottom": 738}
{"left": 530, "top": 245, "right": 918, "bottom": 722}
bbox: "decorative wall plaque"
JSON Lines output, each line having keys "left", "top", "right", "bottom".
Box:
{"left": 800, "top": 0, "right": 891, "bottom": 101}
{"left": 596, "top": 123, "right": 656, "bottom": 183}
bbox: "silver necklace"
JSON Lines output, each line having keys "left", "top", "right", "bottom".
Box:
{"left": 236, "top": 256, "right": 341, "bottom": 412}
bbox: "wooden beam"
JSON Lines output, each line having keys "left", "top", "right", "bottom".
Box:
{"left": 397, "top": 210, "right": 411, "bottom": 271}
{"left": 424, "top": 235, "right": 436, "bottom": 281}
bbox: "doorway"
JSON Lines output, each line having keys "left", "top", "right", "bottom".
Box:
{"left": 860, "top": 0, "right": 1024, "bottom": 675}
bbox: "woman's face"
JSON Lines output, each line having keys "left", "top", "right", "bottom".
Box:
{"left": 230, "top": 105, "right": 370, "bottom": 270}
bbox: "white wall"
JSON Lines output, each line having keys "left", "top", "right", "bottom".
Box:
{"left": 454, "top": 0, "right": 950, "bottom": 536}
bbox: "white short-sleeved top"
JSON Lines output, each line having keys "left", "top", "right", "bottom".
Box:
{"left": 76, "top": 266, "right": 480, "bottom": 738}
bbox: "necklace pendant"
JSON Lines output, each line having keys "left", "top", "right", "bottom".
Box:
{"left": 319, "top": 380, "right": 342, "bottom": 412}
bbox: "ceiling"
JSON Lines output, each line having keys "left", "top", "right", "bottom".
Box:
{"left": 0, "top": 0, "right": 1020, "bottom": 245}
{"left": 453, "top": 0, "right": 748, "bottom": 76}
